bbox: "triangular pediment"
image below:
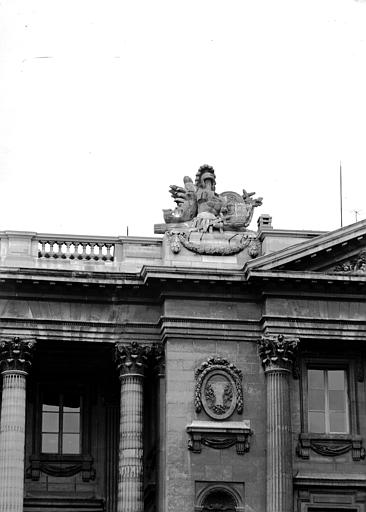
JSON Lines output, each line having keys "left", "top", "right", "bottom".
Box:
{"left": 247, "top": 219, "right": 366, "bottom": 276}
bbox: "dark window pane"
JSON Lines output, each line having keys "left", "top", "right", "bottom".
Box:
{"left": 309, "top": 389, "right": 325, "bottom": 411}
{"left": 309, "top": 411, "right": 325, "bottom": 432}
{"left": 42, "top": 433, "right": 58, "bottom": 453}
{"left": 62, "top": 433, "right": 80, "bottom": 454}
{"left": 43, "top": 391, "right": 60, "bottom": 411}
{"left": 329, "top": 390, "right": 346, "bottom": 411}
{"left": 63, "top": 392, "right": 80, "bottom": 411}
{"left": 63, "top": 413, "right": 80, "bottom": 433}
{"left": 328, "top": 370, "right": 345, "bottom": 390}
{"left": 42, "top": 412, "right": 59, "bottom": 433}
{"left": 308, "top": 369, "right": 324, "bottom": 389}
{"left": 329, "top": 412, "right": 347, "bottom": 433}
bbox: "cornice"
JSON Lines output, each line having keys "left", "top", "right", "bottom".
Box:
{"left": 247, "top": 219, "right": 366, "bottom": 272}
{"left": 140, "top": 265, "right": 245, "bottom": 283}
{"left": 246, "top": 269, "right": 366, "bottom": 284}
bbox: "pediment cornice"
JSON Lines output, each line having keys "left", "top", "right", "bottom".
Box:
{"left": 246, "top": 219, "right": 366, "bottom": 276}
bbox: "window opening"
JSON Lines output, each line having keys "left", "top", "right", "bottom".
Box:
{"left": 41, "top": 390, "right": 81, "bottom": 454}
{"left": 307, "top": 369, "right": 349, "bottom": 434}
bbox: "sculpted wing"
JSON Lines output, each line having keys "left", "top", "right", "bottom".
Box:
{"left": 169, "top": 185, "right": 189, "bottom": 205}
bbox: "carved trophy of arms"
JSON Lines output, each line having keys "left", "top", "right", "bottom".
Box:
{"left": 163, "top": 176, "right": 198, "bottom": 223}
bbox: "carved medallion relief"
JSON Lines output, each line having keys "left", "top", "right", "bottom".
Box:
{"left": 188, "top": 357, "right": 251, "bottom": 455}
{"left": 195, "top": 357, "right": 243, "bottom": 420}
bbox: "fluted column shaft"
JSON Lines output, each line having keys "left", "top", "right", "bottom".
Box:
{"left": 0, "top": 371, "right": 27, "bottom": 512}
{"left": 258, "top": 334, "right": 299, "bottom": 512}
{"left": 118, "top": 372, "right": 144, "bottom": 512}
{"left": 0, "top": 338, "right": 35, "bottom": 512}
{"left": 115, "top": 342, "right": 151, "bottom": 512}
{"left": 265, "top": 367, "right": 292, "bottom": 512}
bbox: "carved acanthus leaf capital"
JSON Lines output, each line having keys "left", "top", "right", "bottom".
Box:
{"left": 258, "top": 334, "right": 299, "bottom": 372}
{"left": 0, "top": 337, "right": 36, "bottom": 374}
{"left": 115, "top": 342, "right": 152, "bottom": 377}
{"left": 151, "top": 342, "right": 165, "bottom": 376}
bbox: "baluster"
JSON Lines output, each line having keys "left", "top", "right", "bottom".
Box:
{"left": 85, "top": 244, "right": 90, "bottom": 261}
{"left": 78, "top": 243, "right": 85, "bottom": 260}
{"left": 69, "top": 243, "right": 75, "bottom": 259}
{"left": 51, "top": 241, "right": 59, "bottom": 258}
{"left": 60, "top": 242, "right": 67, "bottom": 259}
{"left": 38, "top": 241, "right": 46, "bottom": 258}
{"left": 65, "top": 242, "right": 71, "bottom": 259}
{"left": 93, "top": 243, "right": 100, "bottom": 261}
{"left": 44, "top": 241, "right": 51, "bottom": 258}
{"left": 106, "top": 243, "right": 114, "bottom": 261}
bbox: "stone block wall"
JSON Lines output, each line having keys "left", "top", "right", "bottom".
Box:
{"left": 165, "top": 339, "right": 266, "bottom": 512}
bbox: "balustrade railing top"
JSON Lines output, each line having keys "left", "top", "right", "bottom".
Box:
{"left": 0, "top": 231, "right": 163, "bottom": 271}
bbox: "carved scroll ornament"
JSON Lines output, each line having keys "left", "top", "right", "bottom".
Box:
{"left": 195, "top": 357, "right": 243, "bottom": 420}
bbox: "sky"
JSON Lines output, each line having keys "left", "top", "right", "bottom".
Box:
{"left": 0, "top": 0, "right": 366, "bottom": 238}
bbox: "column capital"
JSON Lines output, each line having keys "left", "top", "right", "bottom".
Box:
{"left": 258, "top": 334, "right": 299, "bottom": 373}
{"left": 115, "top": 341, "right": 151, "bottom": 377}
{"left": 0, "top": 337, "right": 36, "bottom": 374}
{"left": 152, "top": 342, "right": 165, "bottom": 377}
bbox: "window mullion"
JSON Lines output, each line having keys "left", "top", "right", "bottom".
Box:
{"left": 59, "top": 393, "right": 63, "bottom": 454}
{"left": 324, "top": 370, "right": 330, "bottom": 433}
{"left": 345, "top": 373, "right": 350, "bottom": 433}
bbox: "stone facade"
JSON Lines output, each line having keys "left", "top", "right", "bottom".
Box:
{"left": 0, "top": 173, "right": 366, "bottom": 511}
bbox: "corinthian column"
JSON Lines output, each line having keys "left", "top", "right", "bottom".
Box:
{"left": 0, "top": 337, "right": 36, "bottom": 512}
{"left": 258, "top": 334, "right": 299, "bottom": 512}
{"left": 115, "top": 342, "right": 151, "bottom": 512}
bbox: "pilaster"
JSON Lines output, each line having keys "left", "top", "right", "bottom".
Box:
{"left": 152, "top": 343, "right": 166, "bottom": 512}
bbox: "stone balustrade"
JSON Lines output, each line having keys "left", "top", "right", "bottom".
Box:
{"left": 38, "top": 238, "right": 115, "bottom": 261}
{"left": 0, "top": 231, "right": 162, "bottom": 271}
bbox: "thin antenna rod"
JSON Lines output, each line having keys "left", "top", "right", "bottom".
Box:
{"left": 340, "top": 161, "right": 343, "bottom": 227}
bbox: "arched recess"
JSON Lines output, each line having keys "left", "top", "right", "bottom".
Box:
{"left": 195, "top": 484, "right": 244, "bottom": 512}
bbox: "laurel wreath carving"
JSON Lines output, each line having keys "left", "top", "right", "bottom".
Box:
{"left": 195, "top": 357, "right": 243, "bottom": 417}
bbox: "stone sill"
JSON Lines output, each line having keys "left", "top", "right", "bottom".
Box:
{"left": 187, "top": 420, "right": 251, "bottom": 432}
{"left": 187, "top": 420, "right": 252, "bottom": 455}
{"left": 294, "top": 472, "right": 366, "bottom": 488}
{"left": 297, "top": 432, "right": 365, "bottom": 461}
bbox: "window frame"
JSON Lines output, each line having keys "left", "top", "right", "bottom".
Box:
{"left": 27, "top": 380, "right": 95, "bottom": 482}
{"left": 297, "top": 356, "right": 364, "bottom": 462}
{"left": 300, "top": 358, "right": 357, "bottom": 436}
{"left": 41, "top": 390, "right": 82, "bottom": 455}
{"left": 307, "top": 367, "right": 350, "bottom": 435}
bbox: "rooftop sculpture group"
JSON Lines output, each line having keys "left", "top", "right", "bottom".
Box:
{"left": 161, "top": 165, "right": 263, "bottom": 256}
{"left": 163, "top": 165, "right": 263, "bottom": 233}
